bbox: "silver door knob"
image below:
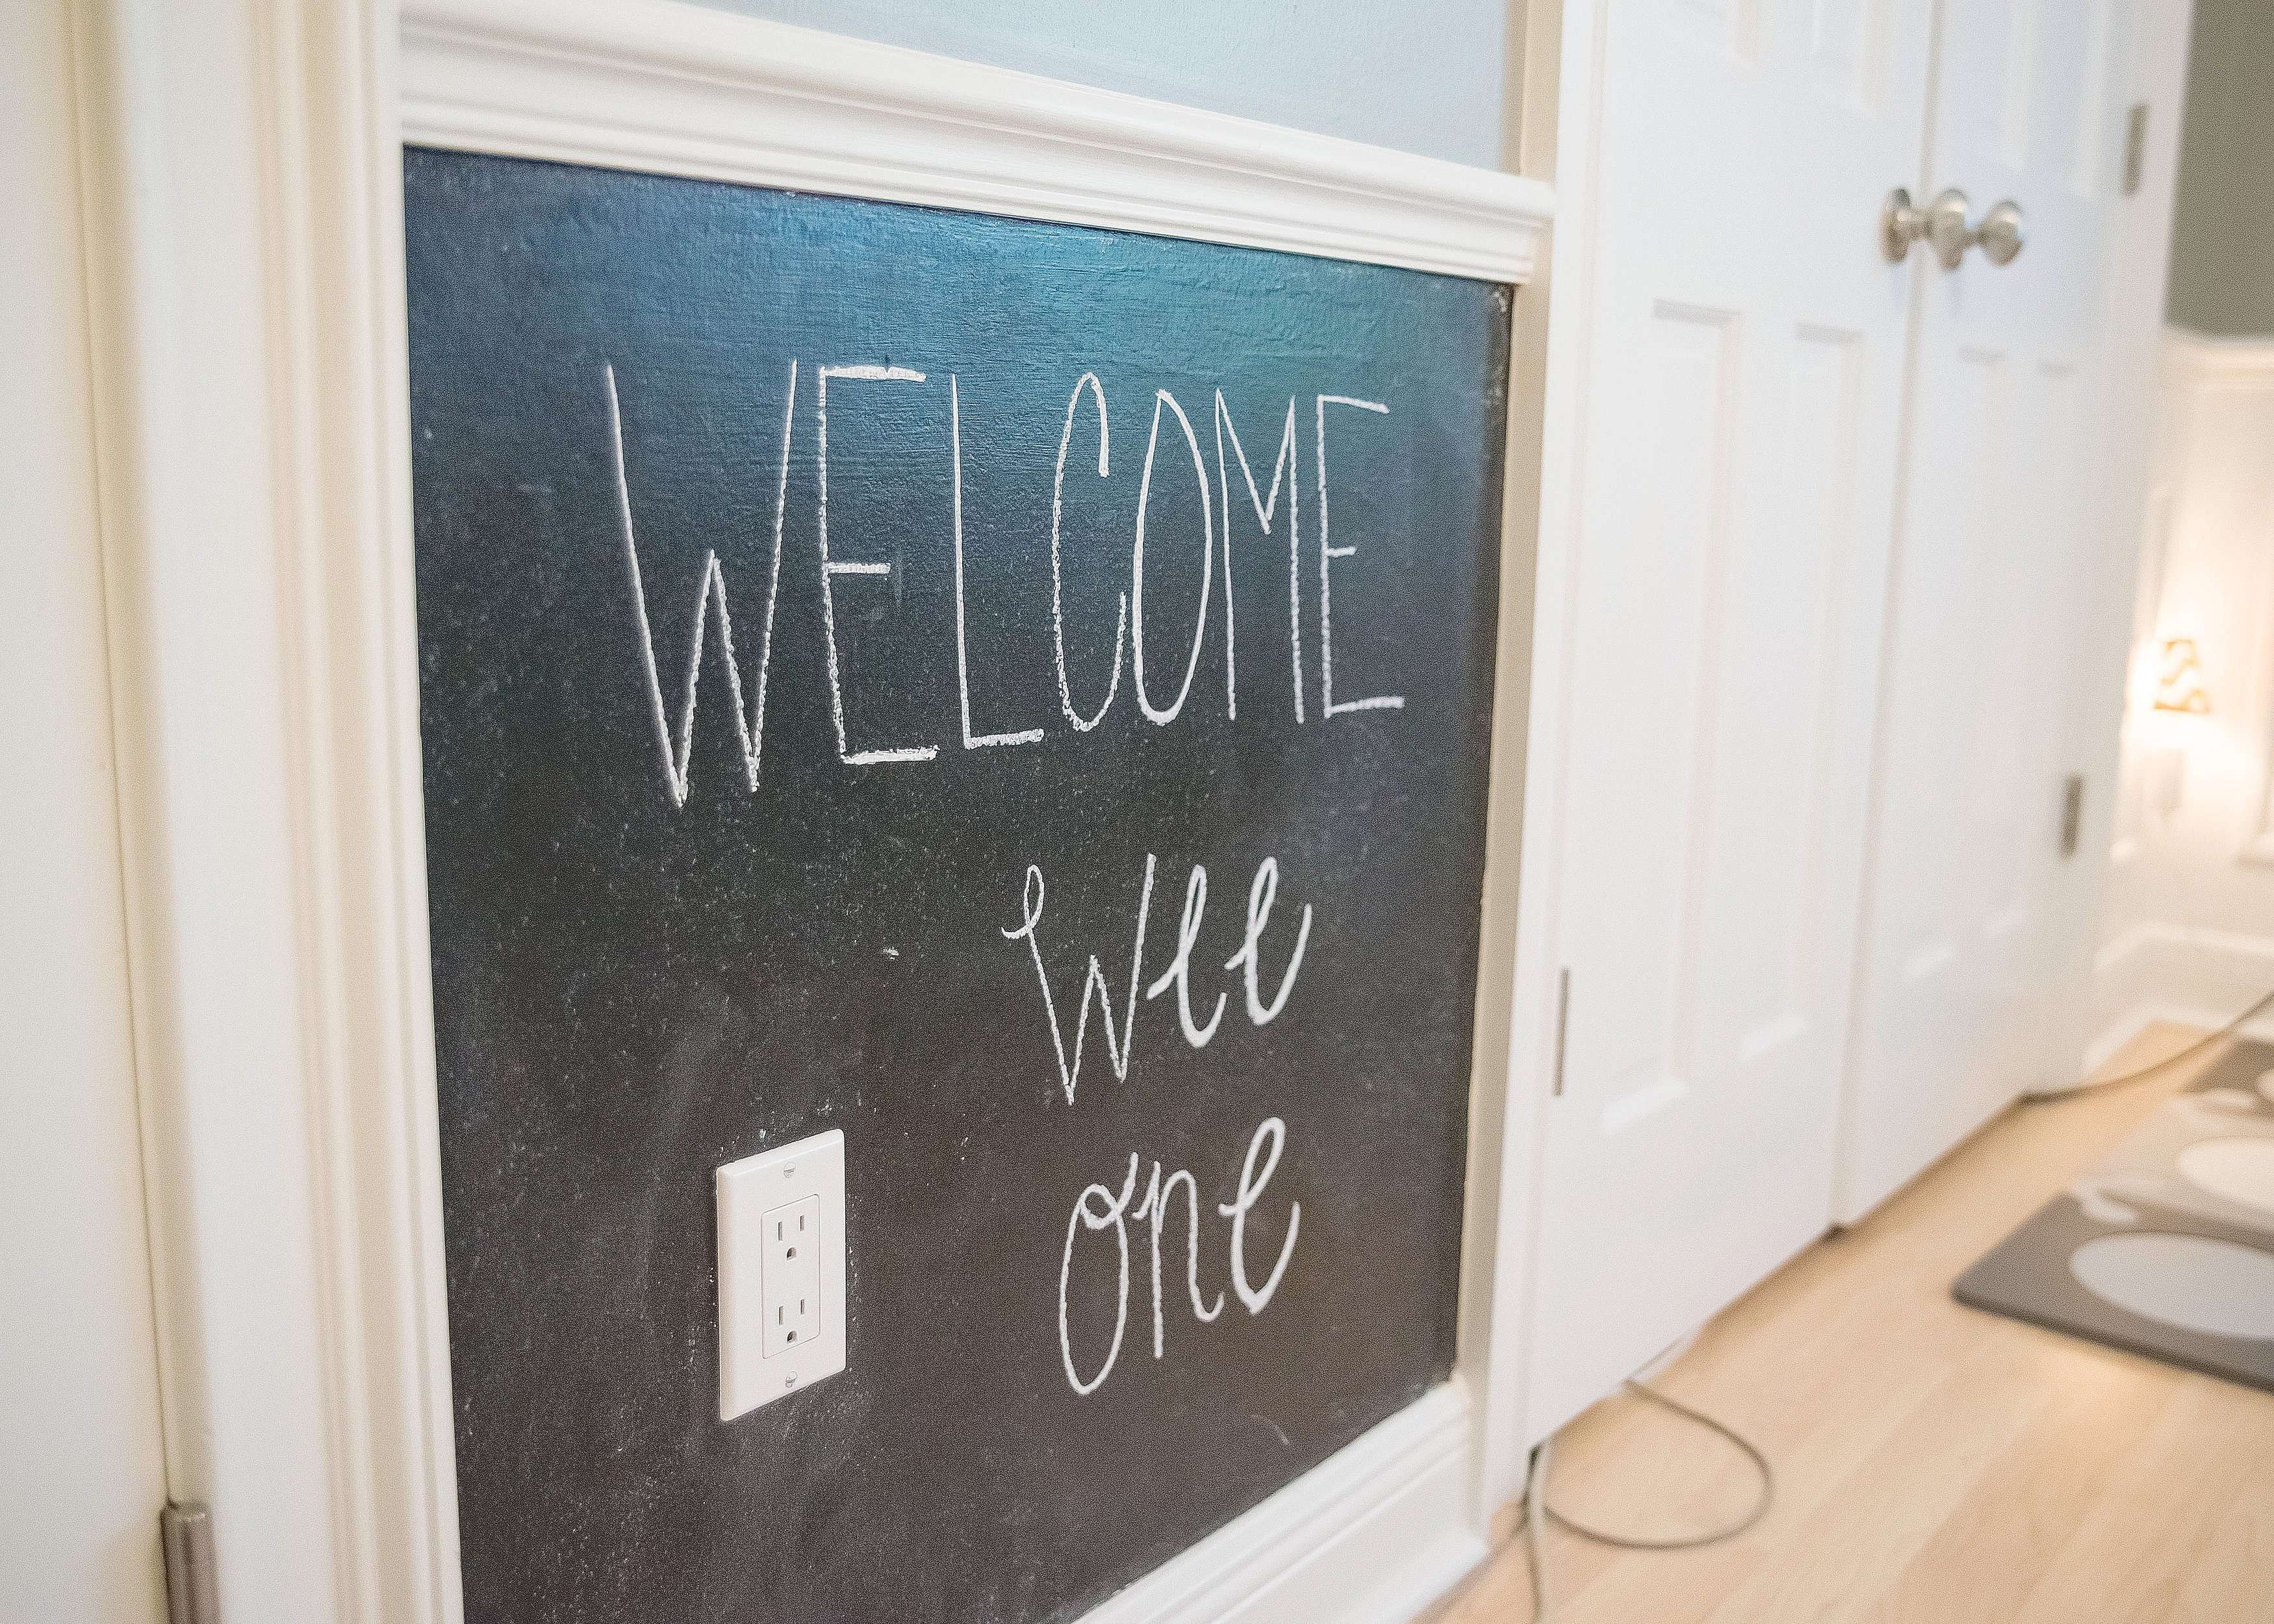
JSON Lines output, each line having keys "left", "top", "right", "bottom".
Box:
{"left": 1880, "top": 186, "right": 1971, "bottom": 266}
{"left": 1973, "top": 199, "right": 2025, "bottom": 266}
{"left": 1880, "top": 188, "right": 2026, "bottom": 269}
{"left": 1880, "top": 187, "right": 1927, "bottom": 262}
{"left": 1923, "top": 187, "right": 1976, "bottom": 270}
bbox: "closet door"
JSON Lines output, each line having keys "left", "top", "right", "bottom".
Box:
{"left": 1839, "top": 0, "right": 2140, "bottom": 1222}
{"left": 1527, "top": 0, "right": 1932, "bottom": 1435}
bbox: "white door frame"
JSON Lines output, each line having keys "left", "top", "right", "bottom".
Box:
{"left": 1467, "top": 0, "right": 1575, "bottom": 1491}
{"left": 66, "top": 1, "right": 1553, "bottom": 1618}
{"left": 2036, "top": 0, "right": 2201, "bottom": 1093}
{"left": 1470, "top": 0, "right": 1729, "bottom": 1467}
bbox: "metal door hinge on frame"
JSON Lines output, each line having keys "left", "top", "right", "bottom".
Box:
{"left": 2060, "top": 774, "right": 2086, "bottom": 857}
{"left": 162, "top": 1503, "right": 219, "bottom": 1624}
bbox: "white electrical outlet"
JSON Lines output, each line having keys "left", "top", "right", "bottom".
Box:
{"left": 761, "top": 1195, "right": 821, "bottom": 1357}
{"left": 717, "top": 1130, "right": 845, "bottom": 1420}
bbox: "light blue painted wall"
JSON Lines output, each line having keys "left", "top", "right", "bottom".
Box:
{"left": 2167, "top": 0, "right": 2274, "bottom": 336}
{"left": 700, "top": 0, "right": 1508, "bottom": 168}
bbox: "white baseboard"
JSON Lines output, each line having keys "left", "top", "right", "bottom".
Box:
{"left": 2084, "top": 920, "right": 2274, "bottom": 1078}
{"left": 1077, "top": 1382, "right": 1486, "bottom": 1624}
{"left": 1320, "top": 1527, "right": 1490, "bottom": 1624}
{"left": 2161, "top": 327, "right": 2274, "bottom": 390}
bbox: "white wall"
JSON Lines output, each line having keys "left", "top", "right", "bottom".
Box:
{"left": 2093, "top": 332, "right": 2274, "bottom": 1061}
{"left": 0, "top": 1, "right": 170, "bottom": 1619}
{"left": 698, "top": 0, "right": 1509, "bottom": 168}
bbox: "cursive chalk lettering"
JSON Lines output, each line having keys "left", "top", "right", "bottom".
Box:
{"left": 1059, "top": 1119, "right": 1299, "bottom": 1394}
{"left": 1144, "top": 863, "right": 1227, "bottom": 1048}
{"left": 1002, "top": 858, "right": 1157, "bottom": 1106}
{"left": 1221, "top": 856, "right": 1312, "bottom": 1026}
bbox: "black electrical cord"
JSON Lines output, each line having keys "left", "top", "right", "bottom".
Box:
{"left": 1512, "top": 1380, "right": 1774, "bottom": 1621}
{"left": 1542, "top": 1381, "right": 1773, "bottom": 1549}
{"left": 2019, "top": 986, "right": 2274, "bottom": 1104}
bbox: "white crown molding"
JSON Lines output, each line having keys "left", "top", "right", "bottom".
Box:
{"left": 400, "top": 0, "right": 1553, "bottom": 285}
{"left": 2162, "top": 326, "right": 2274, "bottom": 389}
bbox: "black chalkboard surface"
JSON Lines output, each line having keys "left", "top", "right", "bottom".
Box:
{"left": 407, "top": 147, "right": 1509, "bottom": 1624}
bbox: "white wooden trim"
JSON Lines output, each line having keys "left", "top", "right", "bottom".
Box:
{"left": 2038, "top": 0, "right": 2201, "bottom": 1094}
{"left": 1471, "top": 0, "right": 1606, "bottom": 1480}
{"left": 1083, "top": 1384, "right": 1483, "bottom": 1624}
{"left": 70, "top": 0, "right": 1550, "bottom": 1620}
{"left": 399, "top": 0, "right": 1552, "bottom": 285}
{"left": 1444, "top": 0, "right": 1566, "bottom": 1536}
{"left": 2086, "top": 921, "right": 2274, "bottom": 1074}
{"left": 71, "top": 1, "right": 454, "bottom": 1619}
{"left": 2160, "top": 328, "right": 2274, "bottom": 391}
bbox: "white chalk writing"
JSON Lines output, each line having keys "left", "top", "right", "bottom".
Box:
{"left": 1059, "top": 1119, "right": 1297, "bottom": 1395}
{"left": 602, "top": 365, "right": 1409, "bottom": 802}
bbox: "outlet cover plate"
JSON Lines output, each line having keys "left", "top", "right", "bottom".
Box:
{"left": 717, "top": 1129, "right": 846, "bottom": 1420}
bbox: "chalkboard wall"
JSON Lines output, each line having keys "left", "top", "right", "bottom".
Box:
{"left": 406, "top": 147, "right": 1509, "bottom": 1624}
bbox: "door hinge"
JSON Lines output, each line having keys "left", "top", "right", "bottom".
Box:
{"left": 2060, "top": 774, "right": 2086, "bottom": 857}
{"left": 162, "top": 1502, "right": 219, "bottom": 1624}
{"left": 2123, "top": 103, "right": 2149, "bottom": 196}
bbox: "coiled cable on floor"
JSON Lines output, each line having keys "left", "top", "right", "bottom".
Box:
{"left": 1513, "top": 1380, "right": 1774, "bottom": 1621}
{"left": 1542, "top": 1381, "right": 1773, "bottom": 1549}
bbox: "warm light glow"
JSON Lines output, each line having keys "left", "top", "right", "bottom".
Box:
{"left": 2153, "top": 637, "right": 2212, "bottom": 715}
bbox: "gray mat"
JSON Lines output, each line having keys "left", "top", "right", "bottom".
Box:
{"left": 1954, "top": 1041, "right": 2274, "bottom": 1392}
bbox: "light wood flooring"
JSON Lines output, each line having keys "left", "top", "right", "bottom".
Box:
{"left": 1444, "top": 1022, "right": 2274, "bottom": 1624}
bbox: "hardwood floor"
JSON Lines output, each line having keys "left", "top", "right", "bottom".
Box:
{"left": 1444, "top": 1023, "right": 2274, "bottom": 1624}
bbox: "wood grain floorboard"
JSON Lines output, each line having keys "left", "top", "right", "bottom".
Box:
{"left": 1442, "top": 1024, "right": 2274, "bottom": 1624}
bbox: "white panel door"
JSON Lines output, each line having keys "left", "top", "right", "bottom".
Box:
{"left": 1527, "top": 0, "right": 1933, "bottom": 1435}
{"left": 1839, "top": 0, "right": 2139, "bottom": 1222}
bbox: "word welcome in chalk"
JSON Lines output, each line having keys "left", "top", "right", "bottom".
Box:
{"left": 1060, "top": 1117, "right": 1300, "bottom": 1395}
{"left": 1003, "top": 853, "right": 1313, "bottom": 1106}
{"left": 602, "top": 362, "right": 1407, "bottom": 807}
